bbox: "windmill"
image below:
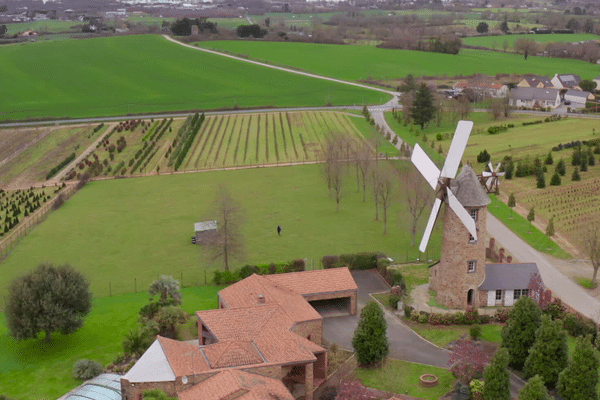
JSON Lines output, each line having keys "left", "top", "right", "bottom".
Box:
{"left": 480, "top": 162, "right": 505, "bottom": 194}
{"left": 410, "top": 121, "right": 477, "bottom": 253}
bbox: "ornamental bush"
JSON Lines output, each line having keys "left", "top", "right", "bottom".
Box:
{"left": 557, "top": 335, "right": 599, "bottom": 400}
{"left": 524, "top": 315, "right": 568, "bottom": 389}
{"left": 73, "top": 359, "right": 104, "bottom": 380}
{"left": 501, "top": 296, "right": 542, "bottom": 369}
{"left": 352, "top": 302, "right": 389, "bottom": 366}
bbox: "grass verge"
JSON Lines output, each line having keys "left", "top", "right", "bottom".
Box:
{"left": 354, "top": 358, "right": 455, "bottom": 400}
{"left": 408, "top": 323, "right": 503, "bottom": 348}
{"left": 487, "top": 195, "right": 571, "bottom": 259}
{"left": 575, "top": 276, "right": 598, "bottom": 289}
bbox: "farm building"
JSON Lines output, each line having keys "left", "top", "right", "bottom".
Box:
{"left": 429, "top": 165, "right": 544, "bottom": 309}
{"left": 564, "top": 89, "right": 594, "bottom": 108}
{"left": 121, "top": 268, "right": 358, "bottom": 400}
{"left": 509, "top": 87, "right": 561, "bottom": 109}
{"left": 193, "top": 220, "right": 217, "bottom": 244}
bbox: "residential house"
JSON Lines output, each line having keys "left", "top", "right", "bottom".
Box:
{"left": 478, "top": 263, "right": 541, "bottom": 306}
{"left": 453, "top": 81, "right": 508, "bottom": 99}
{"left": 517, "top": 75, "right": 553, "bottom": 89}
{"left": 509, "top": 87, "right": 561, "bottom": 109}
{"left": 121, "top": 268, "right": 358, "bottom": 400}
{"left": 551, "top": 73, "right": 582, "bottom": 90}
{"left": 594, "top": 75, "right": 600, "bottom": 89}
{"left": 564, "top": 89, "right": 594, "bottom": 108}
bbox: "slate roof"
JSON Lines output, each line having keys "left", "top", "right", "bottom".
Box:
{"left": 177, "top": 370, "right": 294, "bottom": 400}
{"left": 454, "top": 81, "right": 506, "bottom": 90}
{"left": 449, "top": 165, "right": 491, "bottom": 208}
{"left": 521, "top": 75, "right": 552, "bottom": 88}
{"left": 265, "top": 267, "right": 358, "bottom": 296}
{"left": 510, "top": 87, "right": 560, "bottom": 101}
{"left": 565, "top": 89, "right": 592, "bottom": 99}
{"left": 479, "top": 263, "right": 541, "bottom": 290}
{"left": 218, "top": 273, "right": 322, "bottom": 323}
{"left": 194, "top": 220, "right": 217, "bottom": 232}
{"left": 556, "top": 73, "right": 581, "bottom": 88}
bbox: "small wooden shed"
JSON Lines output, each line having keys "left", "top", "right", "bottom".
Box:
{"left": 193, "top": 221, "right": 217, "bottom": 244}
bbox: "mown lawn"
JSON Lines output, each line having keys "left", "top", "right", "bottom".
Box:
{"left": 196, "top": 40, "right": 600, "bottom": 81}
{"left": 409, "top": 323, "right": 504, "bottom": 348}
{"left": 0, "top": 35, "right": 385, "bottom": 121}
{"left": 0, "top": 285, "right": 223, "bottom": 400}
{"left": 0, "top": 163, "right": 441, "bottom": 301}
{"left": 355, "top": 358, "right": 455, "bottom": 400}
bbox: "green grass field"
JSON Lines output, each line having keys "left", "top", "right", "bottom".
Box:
{"left": 0, "top": 163, "right": 441, "bottom": 303}
{"left": 463, "top": 33, "right": 600, "bottom": 48}
{"left": 0, "top": 35, "right": 385, "bottom": 121}
{"left": 0, "top": 285, "right": 223, "bottom": 400}
{"left": 196, "top": 40, "right": 600, "bottom": 81}
{"left": 3, "top": 20, "right": 86, "bottom": 35}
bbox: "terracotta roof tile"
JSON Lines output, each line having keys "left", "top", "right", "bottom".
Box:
{"left": 158, "top": 336, "right": 210, "bottom": 377}
{"left": 218, "top": 274, "right": 321, "bottom": 323}
{"left": 264, "top": 268, "right": 357, "bottom": 296}
{"left": 202, "top": 340, "right": 264, "bottom": 369}
{"left": 177, "top": 370, "right": 294, "bottom": 400}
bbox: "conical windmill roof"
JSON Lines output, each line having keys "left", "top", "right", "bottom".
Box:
{"left": 449, "top": 164, "right": 491, "bottom": 208}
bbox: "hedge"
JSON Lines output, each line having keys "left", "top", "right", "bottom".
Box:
{"left": 46, "top": 152, "right": 76, "bottom": 180}
{"left": 322, "top": 252, "right": 378, "bottom": 270}
{"left": 213, "top": 259, "right": 306, "bottom": 285}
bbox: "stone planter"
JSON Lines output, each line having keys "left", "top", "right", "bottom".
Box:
{"left": 419, "top": 374, "right": 438, "bottom": 388}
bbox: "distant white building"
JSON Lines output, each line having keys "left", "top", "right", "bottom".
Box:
{"left": 564, "top": 90, "right": 594, "bottom": 109}
{"left": 453, "top": 81, "right": 508, "bottom": 99}
{"left": 551, "top": 73, "right": 582, "bottom": 90}
{"left": 106, "top": 9, "right": 127, "bottom": 17}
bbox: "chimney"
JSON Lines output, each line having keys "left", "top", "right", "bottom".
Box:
{"left": 258, "top": 294, "right": 265, "bottom": 305}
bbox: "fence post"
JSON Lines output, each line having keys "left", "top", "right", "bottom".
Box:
{"left": 109, "top": 281, "right": 112, "bottom": 297}
{"left": 134, "top": 278, "right": 137, "bottom": 293}
{"left": 180, "top": 272, "right": 183, "bottom": 287}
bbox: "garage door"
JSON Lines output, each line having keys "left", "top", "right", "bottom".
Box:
{"left": 309, "top": 297, "right": 351, "bottom": 318}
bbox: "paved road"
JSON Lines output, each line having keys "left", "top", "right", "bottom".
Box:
{"left": 487, "top": 212, "right": 600, "bottom": 320}
{"left": 163, "top": 35, "right": 399, "bottom": 98}
{"left": 323, "top": 270, "right": 449, "bottom": 368}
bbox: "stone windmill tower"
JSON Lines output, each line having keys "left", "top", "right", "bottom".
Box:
{"left": 411, "top": 121, "right": 491, "bottom": 309}
{"left": 429, "top": 165, "right": 490, "bottom": 309}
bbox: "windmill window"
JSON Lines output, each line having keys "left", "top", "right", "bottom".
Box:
{"left": 468, "top": 260, "right": 476, "bottom": 273}
{"left": 470, "top": 209, "right": 478, "bottom": 221}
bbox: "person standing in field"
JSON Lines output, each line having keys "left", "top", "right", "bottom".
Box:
{"left": 277, "top": 225, "right": 282, "bottom": 235}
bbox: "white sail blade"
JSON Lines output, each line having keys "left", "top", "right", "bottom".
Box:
{"left": 447, "top": 188, "right": 477, "bottom": 240}
{"left": 419, "top": 198, "right": 443, "bottom": 253}
{"left": 488, "top": 162, "right": 494, "bottom": 173}
{"left": 495, "top": 163, "right": 502, "bottom": 173}
{"left": 496, "top": 171, "right": 505, "bottom": 176}
{"left": 482, "top": 171, "right": 492, "bottom": 177}
{"left": 486, "top": 177, "right": 494, "bottom": 188}
{"left": 441, "top": 120, "right": 473, "bottom": 179}
{"left": 411, "top": 144, "right": 440, "bottom": 190}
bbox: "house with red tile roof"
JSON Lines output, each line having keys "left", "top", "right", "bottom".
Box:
{"left": 121, "top": 267, "right": 358, "bottom": 400}
{"left": 453, "top": 80, "right": 508, "bottom": 99}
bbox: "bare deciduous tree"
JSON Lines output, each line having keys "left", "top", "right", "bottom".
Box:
{"left": 374, "top": 167, "right": 395, "bottom": 234}
{"left": 401, "top": 91, "right": 414, "bottom": 124}
{"left": 401, "top": 165, "right": 432, "bottom": 246}
{"left": 582, "top": 221, "right": 600, "bottom": 285}
{"left": 489, "top": 98, "right": 503, "bottom": 120}
{"left": 355, "top": 140, "right": 376, "bottom": 202}
{"left": 207, "top": 185, "right": 245, "bottom": 271}
{"left": 322, "top": 133, "right": 351, "bottom": 212}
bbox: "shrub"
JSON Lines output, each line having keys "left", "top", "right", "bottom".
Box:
{"left": 452, "top": 311, "right": 466, "bottom": 325}
{"left": 464, "top": 307, "right": 479, "bottom": 325}
{"left": 418, "top": 312, "right": 429, "bottom": 324}
{"left": 403, "top": 305, "right": 414, "bottom": 319}
{"left": 482, "top": 348, "right": 510, "bottom": 400}
{"left": 428, "top": 313, "right": 444, "bottom": 325}
{"left": 318, "top": 386, "right": 338, "bottom": 400}
{"left": 470, "top": 379, "right": 484, "bottom": 400}
{"left": 524, "top": 316, "right": 568, "bottom": 389}
{"left": 352, "top": 302, "right": 389, "bottom": 366}
{"left": 501, "top": 296, "right": 542, "bottom": 369}
{"left": 470, "top": 324, "right": 482, "bottom": 340}
{"left": 562, "top": 312, "right": 596, "bottom": 338}
{"left": 388, "top": 293, "right": 401, "bottom": 309}
{"left": 543, "top": 298, "right": 566, "bottom": 320}
{"left": 73, "top": 359, "right": 104, "bottom": 380}
{"left": 436, "top": 133, "right": 443, "bottom": 141}
{"left": 478, "top": 314, "right": 491, "bottom": 324}
{"left": 239, "top": 264, "right": 258, "bottom": 279}
{"left": 322, "top": 255, "right": 339, "bottom": 269}
{"left": 339, "top": 253, "right": 378, "bottom": 270}
{"left": 557, "top": 335, "right": 600, "bottom": 400}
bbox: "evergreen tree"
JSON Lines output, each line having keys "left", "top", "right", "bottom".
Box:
{"left": 508, "top": 193, "right": 516, "bottom": 208}
{"left": 501, "top": 296, "right": 542, "bottom": 369}
{"left": 557, "top": 335, "right": 600, "bottom": 400}
{"left": 580, "top": 156, "right": 588, "bottom": 172}
{"left": 504, "top": 161, "right": 514, "bottom": 179}
{"left": 589, "top": 153, "right": 596, "bottom": 166}
{"left": 399, "top": 74, "right": 416, "bottom": 93}
{"left": 411, "top": 83, "right": 436, "bottom": 130}
{"left": 527, "top": 207, "right": 535, "bottom": 224}
{"left": 518, "top": 375, "right": 550, "bottom": 400}
{"left": 571, "top": 146, "right": 582, "bottom": 166}
{"left": 545, "top": 218, "right": 555, "bottom": 237}
{"left": 482, "top": 347, "right": 511, "bottom": 400}
{"left": 352, "top": 301, "right": 389, "bottom": 366}
{"left": 524, "top": 315, "right": 568, "bottom": 388}
{"left": 536, "top": 171, "right": 546, "bottom": 188}
{"left": 572, "top": 167, "right": 581, "bottom": 181}
{"left": 549, "top": 172, "right": 561, "bottom": 186}
{"left": 544, "top": 151, "right": 553, "bottom": 165}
